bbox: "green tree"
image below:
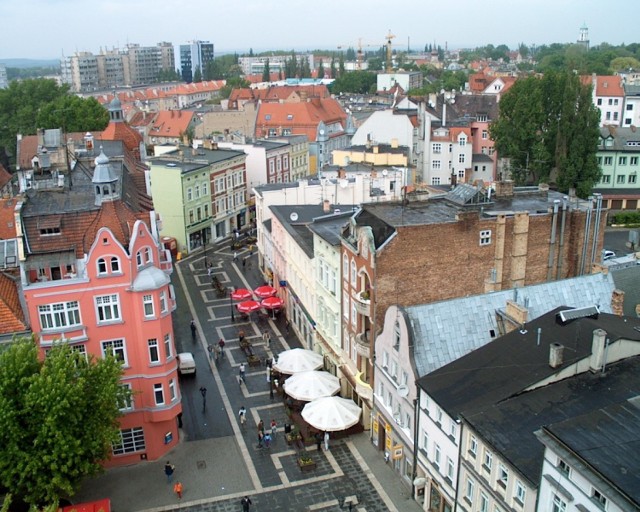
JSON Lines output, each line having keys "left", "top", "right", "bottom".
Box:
{"left": 610, "top": 56, "right": 640, "bottom": 71}
{"left": 193, "top": 68, "right": 202, "bottom": 83}
{"left": 262, "top": 59, "right": 271, "bottom": 82}
{"left": 219, "top": 77, "right": 251, "bottom": 100}
{"left": 317, "top": 59, "right": 325, "bottom": 79}
{"left": 0, "top": 339, "right": 128, "bottom": 509}
{"left": 329, "top": 70, "right": 377, "bottom": 94}
{"left": 490, "top": 70, "right": 600, "bottom": 197}
{"left": 339, "top": 53, "right": 345, "bottom": 77}
{"left": 36, "top": 95, "right": 109, "bottom": 134}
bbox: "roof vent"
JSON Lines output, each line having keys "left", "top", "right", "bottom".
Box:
{"left": 558, "top": 305, "right": 600, "bottom": 324}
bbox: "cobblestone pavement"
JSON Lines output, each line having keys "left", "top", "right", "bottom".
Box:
{"left": 74, "top": 241, "right": 422, "bottom": 512}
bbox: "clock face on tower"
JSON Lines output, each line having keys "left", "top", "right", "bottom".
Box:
{"left": 319, "top": 129, "right": 325, "bottom": 135}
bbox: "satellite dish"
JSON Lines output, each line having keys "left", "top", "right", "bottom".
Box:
{"left": 290, "top": 212, "right": 298, "bottom": 221}
{"left": 397, "top": 384, "right": 409, "bottom": 398}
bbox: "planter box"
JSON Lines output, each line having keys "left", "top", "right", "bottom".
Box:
{"left": 247, "top": 356, "right": 261, "bottom": 367}
{"left": 298, "top": 458, "right": 316, "bottom": 472}
{"left": 286, "top": 433, "right": 302, "bottom": 446}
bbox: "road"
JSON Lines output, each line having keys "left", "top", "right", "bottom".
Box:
{"left": 604, "top": 228, "right": 638, "bottom": 256}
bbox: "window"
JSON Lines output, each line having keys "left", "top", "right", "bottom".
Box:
{"left": 459, "top": 153, "right": 465, "bottom": 163}
{"left": 110, "top": 257, "right": 120, "bottom": 272}
{"left": 630, "top": 174, "right": 637, "bottom": 184}
{"left": 194, "top": 184, "right": 200, "bottom": 198}
{"left": 436, "top": 407, "right": 443, "bottom": 424}
{"left": 351, "top": 300, "right": 357, "bottom": 327}
{"left": 459, "top": 137, "right": 467, "bottom": 146}
{"left": 390, "top": 359, "right": 398, "bottom": 380}
{"left": 552, "top": 494, "right": 567, "bottom": 512}
{"left": 434, "top": 444, "right": 441, "bottom": 468}
{"left": 617, "top": 175, "right": 626, "bottom": 184}
{"left": 592, "top": 488, "right": 607, "bottom": 508}
{"left": 169, "top": 378, "right": 177, "bottom": 401}
{"left": 164, "top": 333, "right": 173, "bottom": 360}
{"left": 606, "top": 112, "right": 611, "bottom": 121}
{"left": 498, "top": 464, "right": 509, "bottom": 488}
{"left": 465, "top": 477, "right": 475, "bottom": 502}
{"left": 160, "top": 291, "right": 168, "bottom": 314}
{"left": 38, "top": 301, "right": 81, "bottom": 330}
{"left": 350, "top": 259, "right": 356, "bottom": 286}
{"left": 96, "top": 294, "right": 120, "bottom": 322}
{"left": 202, "top": 182, "right": 208, "bottom": 195}
{"left": 602, "top": 174, "right": 611, "bottom": 184}
{"left": 187, "top": 188, "right": 193, "bottom": 201}
{"left": 483, "top": 449, "right": 493, "bottom": 472}
{"left": 343, "top": 290, "right": 349, "bottom": 318}
{"left": 433, "top": 143, "right": 442, "bottom": 153}
{"left": 393, "top": 321, "right": 401, "bottom": 350}
{"left": 558, "top": 458, "right": 570, "bottom": 476}
{"left": 97, "top": 258, "right": 107, "bottom": 275}
{"left": 449, "top": 420, "right": 457, "bottom": 438}
{"left": 154, "top": 383, "right": 165, "bottom": 405}
{"left": 446, "top": 457, "right": 454, "bottom": 481}
{"left": 118, "top": 383, "right": 133, "bottom": 411}
{"left": 432, "top": 160, "right": 441, "bottom": 170}
{"left": 431, "top": 177, "right": 441, "bottom": 185}
{"left": 469, "top": 435, "right": 477, "bottom": 457}
{"left": 604, "top": 156, "right": 613, "bottom": 165}
{"left": 480, "top": 493, "right": 489, "bottom": 512}
{"left": 480, "top": 230, "right": 492, "bottom": 246}
{"left": 619, "top": 156, "right": 628, "bottom": 165}
{"left": 515, "top": 480, "right": 526, "bottom": 504}
{"left": 382, "top": 350, "right": 389, "bottom": 369}
{"left": 421, "top": 430, "right": 429, "bottom": 451}
{"left": 597, "top": 98, "right": 602, "bottom": 105}
{"left": 143, "top": 294, "right": 154, "bottom": 317}
{"left": 631, "top": 156, "right": 638, "bottom": 165}
{"left": 101, "top": 339, "right": 127, "bottom": 365}
{"left": 482, "top": 129, "right": 488, "bottom": 140}
{"left": 343, "top": 254, "right": 348, "bottom": 279}
{"left": 148, "top": 339, "right": 159, "bottom": 363}
{"left": 627, "top": 104, "right": 634, "bottom": 111}
{"left": 112, "top": 427, "right": 145, "bottom": 455}
{"left": 477, "top": 114, "right": 488, "bottom": 122}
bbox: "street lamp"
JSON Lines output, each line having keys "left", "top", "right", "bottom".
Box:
{"left": 229, "top": 287, "right": 235, "bottom": 322}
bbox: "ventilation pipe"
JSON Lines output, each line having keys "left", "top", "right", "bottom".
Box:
{"left": 547, "top": 199, "right": 560, "bottom": 281}
{"left": 590, "top": 193, "right": 603, "bottom": 265}
{"left": 590, "top": 329, "right": 607, "bottom": 373}
{"left": 556, "top": 196, "right": 568, "bottom": 279}
{"left": 580, "top": 197, "right": 594, "bottom": 275}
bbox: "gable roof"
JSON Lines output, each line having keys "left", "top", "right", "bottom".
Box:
{"left": 149, "top": 110, "right": 195, "bottom": 139}
{"left": 0, "top": 272, "right": 28, "bottom": 335}
{"left": 410, "top": 272, "right": 617, "bottom": 378}
{"left": 0, "top": 198, "right": 18, "bottom": 239}
{"left": 0, "top": 164, "right": 12, "bottom": 190}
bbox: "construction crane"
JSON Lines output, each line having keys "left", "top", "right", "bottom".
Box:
{"left": 385, "top": 30, "right": 396, "bottom": 72}
{"left": 337, "top": 38, "right": 379, "bottom": 71}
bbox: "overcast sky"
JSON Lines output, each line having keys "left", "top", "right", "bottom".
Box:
{"left": 1, "top": 0, "right": 637, "bottom": 60}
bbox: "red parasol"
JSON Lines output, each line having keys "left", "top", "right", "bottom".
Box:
{"left": 230, "top": 288, "right": 252, "bottom": 301}
{"left": 237, "top": 300, "right": 261, "bottom": 313}
{"left": 254, "top": 285, "right": 276, "bottom": 299}
{"left": 261, "top": 296, "right": 284, "bottom": 310}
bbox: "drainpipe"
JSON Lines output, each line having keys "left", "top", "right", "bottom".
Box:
{"left": 411, "top": 389, "right": 420, "bottom": 501}
{"left": 590, "top": 193, "right": 603, "bottom": 265}
{"left": 555, "top": 196, "right": 568, "bottom": 279}
{"left": 580, "top": 197, "right": 594, "bottom": 275}
{"left": 547, "top": 200, "right": 560, "bottom": 281}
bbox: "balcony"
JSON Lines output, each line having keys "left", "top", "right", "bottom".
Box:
{"left": 354, "top": 331, "right": 371, "bottom": 358}
{"left": 355, "top": 371, "right": 373, "bottom": 401}
{"left": 353, "top": 290, "right": 371, "bottom": 317}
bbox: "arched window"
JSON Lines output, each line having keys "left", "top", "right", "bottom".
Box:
{"left": 97, "top": 258, "right": 107, "bottom": 275}
{"left": 394, "top": 321, "right": 401, "bottom": 351}
{"left": 143, "top": 247, "right": 153, "bottom": 264}
{"left": 350, "top": 259, "right": 357, "bottom": 286}
{"left": 110, "top": 257, "right": 121, "bottom": 273}
{"left": 343, "top": 254, "right": 348, "bottom": 280}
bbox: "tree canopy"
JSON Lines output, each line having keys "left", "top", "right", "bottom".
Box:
{"left": 0, "top": 79, "right": 109, "bottom": 169}
{"left": 329, "top": 70, "right": 377, "bottom": 94}
{"left": 490, "top": 70, "right": 601, "bottom": 197}
{"left": 0, "top": 339, "right": 128, "bottom": 509}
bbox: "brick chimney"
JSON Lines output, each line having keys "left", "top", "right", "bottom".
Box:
{"left": 611, "top": 289, "right": 625, "bottom": 316}
{"left": 494, "top": 180, "right": 514, "bottom": 198}
{"left": 323, "top": 199, "right": 331, "bottom": 213}
{"left": 505, "top": 300, "right": 528, "bottom": 326}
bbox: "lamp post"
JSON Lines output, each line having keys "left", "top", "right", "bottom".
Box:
{"left": 229, "top": 287, "right": 235, "bottom": 322}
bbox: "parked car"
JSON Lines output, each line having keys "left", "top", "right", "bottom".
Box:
{"left": 177, "top": 352, "right": 196, "bottom": 375}
{"left": 603, "top": 250, "right": 616, "bottom": 260}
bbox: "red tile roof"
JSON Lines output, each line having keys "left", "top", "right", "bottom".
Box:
{"left": 0, "top": 164, "right": 12, "bottom": 190}
{"left": 17, "top": 135, "right": 38, "bottom": 170}
{"left": 255, "top": 98, "right": 347, "bottom": 142}
{"left": 0, "top": 272, "right": 27, "bottom": 335}
{"left": 0, "top": 198, "right": 18, "bottom": 239}
{"left": 149, "top": 110, "right": 195, "bottom": 139}
{"left": 101, "top": 121, "right": 143, "bottom": 158}
{"left": 431, "top": 126, "right": 472, "bottom": 142}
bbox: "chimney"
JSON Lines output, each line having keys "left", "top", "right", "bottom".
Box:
{"left": 505, "top": 300, "right": 528, "bottom": 326}
{"left": 590, "top": 329, "right": 607, "bottom": 373}
{"left": 323, "top": 199, "right": 331, "bottom": 213}
{"left": 37, "top": 128, "right": 45, "bottom": 147}
{"left": 549, "top": 343, "right": 564, "bottom": 368}
{"left": 611, "top": 289, "right": 625, "bottom": 316}
{"left": 391, "top": 138, "right": 399, "bottom": 149}
{"left": 338, "top": 168, "right": 346, "bottom": 179}
{"left": 373, "top": 144, "right": 379, "bottom": 154}
{"left": 494, "top": 180, "right": 514, "bottom": 198}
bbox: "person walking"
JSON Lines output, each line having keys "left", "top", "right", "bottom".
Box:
{"left": 190, "top": 319, "right": 197, "bottom": 341}
{"left": 324, "top": 431, "right": 330, "bottom": 451}
{"left": 218, "top": 338, "right": 225, "bottom": 359}
{"left": 315, "top": 432, "right": 323, "bottom": 451}
{"left": 239, "top": 362, "right": 246, "bottom": 384}
{"left": 214, "top": 344, "right": 221, "bottom": 362}
{"left": 164, "top": 461, "right": 175, "bottom": 483}
{"left": 233, "top": 251, "right": 238, "bottom": 262}
{"left": 240, "top": 496, "right": 253, "bottom": 511}
{"left": 207, "top": 344, "right": 214, "bottom": 361}
{"left": 173, "top": 481, "right": 183, "bottom": 500}
{"left": 239, "top": 406, "right": 247, "bottom": 428}
{"left": 285, "top": 319, "right": 290, "bottom": 335}
{"left": 263, "top": 431, "right": 271, "bottom": 448}
{"left": 270, "top": 419, "right": 277, "bottom": 438}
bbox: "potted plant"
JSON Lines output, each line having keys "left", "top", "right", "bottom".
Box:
{"left": 286, "top": 427, "right": 302, "bottom": 446}
{"left": 247, "top": 354, "right": 261, "bottom": 367}
{"left": 297, "top": 452, "right": 316, "bottom": 472}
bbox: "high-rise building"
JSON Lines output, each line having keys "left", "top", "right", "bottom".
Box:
{"left": 179, "top": 40, "right": 214, "bottom": 82}
{"left": 0, "top": 64, "right": 8, "bottom": 89}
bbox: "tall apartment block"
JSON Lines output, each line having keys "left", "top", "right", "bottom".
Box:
{"left": 60, "top": 42, "right": 176, "bottom": 92}
{"left": 179, "top": 40, "right": 214, "bottom": 82}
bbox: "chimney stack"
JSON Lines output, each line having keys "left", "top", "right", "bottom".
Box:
{"left": 611, "top": 289, "right": 625, "bottom": 316}
{"left": 494, "top": 180, "right": 514, "bottom": 198}
{"left": 323, "top": 199, "right": 331, "bottom": 213}
{"left": 549, "top": 343, "right": 564, "bottom": 368}
{"left": 590, "top": 329, "right": 607, "bottom": 373}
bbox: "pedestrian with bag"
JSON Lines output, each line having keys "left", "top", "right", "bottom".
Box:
{"left": 239, "top": 405, "right": 247, "bottom": 428}
{"left": 239, "top": 362, "right": 246, "bottom": 384}
{"left": 164, "top": 461, "right": 175, "bottom": 483}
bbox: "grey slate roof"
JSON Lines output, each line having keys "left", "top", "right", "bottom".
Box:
{"left": 610, "top": 264, "right": 640, "bottom": 316}
{"left": 541, "top": 398, "right": 640, "bottom": 507}
{"left": 464, "top": 354, "right": 640, "bottom": 487}
{"left": 408, "top": 272, "right": 616, "bottom": 377}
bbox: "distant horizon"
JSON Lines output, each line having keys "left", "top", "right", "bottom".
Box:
{"left": 0, "top": 0, "right": 637, "bottom": 61}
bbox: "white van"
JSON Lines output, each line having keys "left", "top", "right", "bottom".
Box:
{"left": 177, "top": 352, "right": 196, "bottom": 375}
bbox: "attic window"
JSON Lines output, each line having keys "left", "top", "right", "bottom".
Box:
{"left": 40, "top": 227, "right": 60, "bottom": 236}
{"left": 265, "top": 114, "right": 271, "bottom": 120}
{"left": 38, "top": 215, "right": 62, "bottom": 236}
{"left": 287, "top": 114, "right": 293, "bottom": 120}
{"left": 102, "top": 237, "right": 109, "bottom": 245}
